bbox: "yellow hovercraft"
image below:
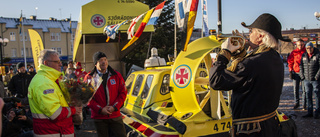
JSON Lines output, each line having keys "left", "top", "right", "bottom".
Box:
{"left": 121, "top": 35, "right": 291, "bottom": 137}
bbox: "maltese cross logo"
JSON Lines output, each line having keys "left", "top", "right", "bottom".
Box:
{"left": 173, "top": 65, "right": 192, "bottom": 88}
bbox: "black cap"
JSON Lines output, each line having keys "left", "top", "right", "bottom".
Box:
{"left": 241, "top": 13, "right": 291, "bottom": 42}
{"left": 93, "top": 52, "right": 107, "bottom": 65}
{"left": 16, "top": 62, "right": 25, "bottom": 69}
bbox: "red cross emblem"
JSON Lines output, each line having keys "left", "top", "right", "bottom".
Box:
{"left": 91, "top": 14, "right": 105, "bottom": 28}
{"left": 176, "top": 68, "right": 188, "bottom": 84}
{"left": 173, "top": 65, "right": 191, "bottom": 88}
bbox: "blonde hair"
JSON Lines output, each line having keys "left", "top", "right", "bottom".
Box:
{"left": 256, "top": 29, "right": 279, "bottom": 49}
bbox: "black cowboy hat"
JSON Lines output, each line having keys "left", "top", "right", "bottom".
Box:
{"left": 241, "top": 13, "right": 291, "bottom": 42}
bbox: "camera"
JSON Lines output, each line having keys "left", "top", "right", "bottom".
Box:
{"left": 13, "top": 107, "right": 26, "bottom": 116}
{"left": 2, "top": 97, "right": 25, "bottom": 116}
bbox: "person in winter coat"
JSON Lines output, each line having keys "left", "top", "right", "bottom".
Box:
{"left": 84, "top": 52, "right": 127, "bottom": 137}
{"left": 28, "top": 49, "right": 82, "bottom": 137}
{"left": 8, "top": 62, "right": 32, "bottom": 98}
{"left": 287, "top": 38, "right": 307, "bottom": 109}
{"left": 28, "top": 66, "right": 37, "bottom": 78}
{"left": 210, "top": 13, "right": 289, "bottom": 137}
{"left": 299, "top": 42, "right": 320, "bottom": 119}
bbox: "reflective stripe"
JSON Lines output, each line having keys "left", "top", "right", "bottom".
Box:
{"left": 32, "top": 113, "right": 49, "bottom": 119}
{"left": 34, "top": 133, "right": 60, "bottom": 137}
{"left": 50, "top": 106, "right": 62, "bottom": 120}
{"left": 62, "top": 134, "right": 74, "bottom": 137}
{"left": 34, "top": 133, "right": 74, "bottom": 137}
{"left": 67, "top": 107, "right": 71, "bottom": 118}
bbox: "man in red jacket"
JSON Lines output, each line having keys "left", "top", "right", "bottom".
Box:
{"left": 287, "top": 39, "right": 306, "bottom": 109}
{"left": 84, "top": 52, "right": 127, "bottom": 137}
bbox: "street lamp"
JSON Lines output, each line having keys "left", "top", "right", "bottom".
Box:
{"left": 315, "top": 12, "right": 320, "bottom": 21}
{"left": 0, "top": 37, "right": 9, "bottom": 66}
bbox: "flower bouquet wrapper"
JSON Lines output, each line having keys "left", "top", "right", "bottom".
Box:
{"left": 59, "top": 75, "right": 102, "bottom": 125}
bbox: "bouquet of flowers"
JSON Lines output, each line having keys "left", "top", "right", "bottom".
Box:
{"left": 59, "top": 74, "right": 102, "bottom": 125}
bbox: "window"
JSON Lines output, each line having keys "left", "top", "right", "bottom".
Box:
{"left": 26, "top": 48, "right": 29, "bottom": 57}
{"left": 20, "top": 33, "right": 22, "bottom": 41}
{"left": 57, "top": 47, "right": 61, "bottom": 55}
{"left": 51, "top": 47, "right": 56, "bottom": 51}
{"left": 141, "top": 75, "right": 153, "bottom": 99}
{"left": 56, "top": 33, "right": 61, "bottom": 41}
{"left": 160, "top": 74, "right": 170, "bottom": 95}
{"left": 71, "top": 33, "right": 75, "bottom": 40}
{"left": 71, "top": 44, "right": 73, "bottom": 53}
{"left": 11, "top": 48, "right": 17, "bottom": 57}
{"left": 125, "top": 74, "right": 135, "bottom": 95}
{"left": 20, "top": 32, "right": 28, "bottom": 41}
{"left": 26, "top": 32, "right": 29, "bottom": 41}
{"left": 132, "top": 74, "right": 144, "bottom": 96}
{"left": 30, "top": 48, "right": 33, "bottom": 57}
{"left": 51, "top": 33, "right": 55, "bottom": 41}
{"left": 21, "top": 48, "right": 24, "bottom": 56}
{"left": 10, "top": 32, "right": 16, "bottom": 41}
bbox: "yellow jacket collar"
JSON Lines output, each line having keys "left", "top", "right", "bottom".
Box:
{"left": 38, "top": 64, "right": 62, "bottom": 80}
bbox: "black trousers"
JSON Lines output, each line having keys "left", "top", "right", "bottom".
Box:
{"left": 93, "top": 116, "right": 126, "bottom": 137}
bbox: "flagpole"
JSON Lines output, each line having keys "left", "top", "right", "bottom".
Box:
{"left": 201, "top": 0, "right": 204, "bottom": 38}
{"left": 21, "top": 10, "right": 27, "bottom": 68}
{"left": 146, "top": 32, "right": 153, "bottom": 59}
{"left": 69, "top": 14, "right": 72, "bottom": 61}
{"left": 174, "top": 10, "right": 177, "bottom": 59}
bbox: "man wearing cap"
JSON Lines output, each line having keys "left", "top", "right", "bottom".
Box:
{"left": 28, "top": 65, "right": 37, "bottom": 78}
{"left": 287, "top": 38, "right": 306, "bottom": 109}
{"left": 84, "top": 52, "right": 127, "bottom": 137}
{"left": 299, "top": 42, "right": 320, "bottom": 119}
{"left": 210, "top": 13, "right": 289, "bottom": 136}
{"left": 8, "top": 62, "right": 32, "bottom": 98}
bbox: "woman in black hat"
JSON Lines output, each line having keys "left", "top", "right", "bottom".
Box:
{"left": 210, "top": 13, "right": 290, "bottom": 137}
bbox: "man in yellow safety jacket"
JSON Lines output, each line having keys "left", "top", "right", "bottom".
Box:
{"left": 28, "top": 49, "right": 82, "bottom": 137}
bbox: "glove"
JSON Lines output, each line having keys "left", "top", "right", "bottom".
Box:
{"left": 289, "top": 71, "right": 293, "bottom": 79}
{"left": 221, "top": 38, "right": 241, "bottom": 53}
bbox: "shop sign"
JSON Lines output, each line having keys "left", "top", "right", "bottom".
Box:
{"left": 310, "top": 34, "right": 317, "bottom": 37}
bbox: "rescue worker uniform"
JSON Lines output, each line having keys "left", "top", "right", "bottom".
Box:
{"left": 28, "top": 64, "right": 76, "bottom": 137}
{"left": 84, "top": 66, "right": 127, "bottom": 137}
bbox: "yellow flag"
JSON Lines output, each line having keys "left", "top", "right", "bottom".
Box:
{"left": 28, "top": 29, "right": 44, "bottom": 71}
{"left": 121, "top": 9, "right": 154, "bottom": 51}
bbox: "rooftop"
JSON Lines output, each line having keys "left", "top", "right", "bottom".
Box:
{"left": 0, "top": 16, "right": 77, "bottom": 33}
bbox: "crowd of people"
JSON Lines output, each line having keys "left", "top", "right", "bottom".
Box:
{"left": 0, "top": 12, "right": 319, "bottom": 137}
{"left": 288, "top": 40, "right": 320, "bottom": 119}
{"left": 0, "top": 52, "right": 111, "bottom": 137}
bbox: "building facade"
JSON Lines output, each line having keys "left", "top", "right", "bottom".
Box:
{"left": 0, "top": 16, "right": 77, "bottom": 66}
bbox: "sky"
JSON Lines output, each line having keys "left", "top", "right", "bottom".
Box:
{"left": 1, "top": 0, "right": 320, "bottom": 34}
